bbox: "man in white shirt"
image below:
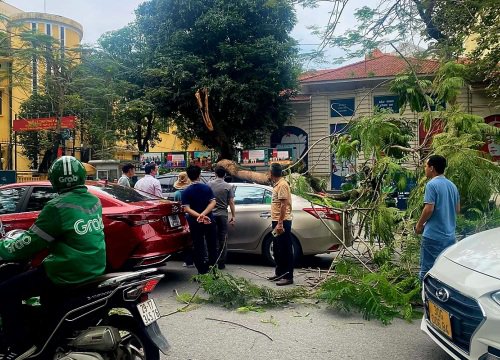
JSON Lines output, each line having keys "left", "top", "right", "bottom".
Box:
{"left": 118, "top": 163, "right": 135, "bottom": 187}
{"left": 134, "top": 163, "right": 163, "bottom": 197}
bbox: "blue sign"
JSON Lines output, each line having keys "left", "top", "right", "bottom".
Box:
{"left": 374, "top": 95, "right": 399, "bottom": 113}
{"left": 330, "top": 98, "right": 355, "bottom": 117}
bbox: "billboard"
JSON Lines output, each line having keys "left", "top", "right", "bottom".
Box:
{"left": 241, "top": 149, "right": 267, "bottom": 166}
{"left": 13, "top": 116, "right": 77, "bottom": 132}
{"left": 164, "top": 152, "right": 187, "bottom": 168}
{"left": 268, "top": 148, "right": 293, "bottom": 165}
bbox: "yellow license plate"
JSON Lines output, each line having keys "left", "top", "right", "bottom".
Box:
{"left": 428, "top": 300, "right": 452, "bottom": 338}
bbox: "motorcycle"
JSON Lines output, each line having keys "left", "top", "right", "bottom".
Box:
{"left": 0, "top": 262, "right": 169, "bottom": 360}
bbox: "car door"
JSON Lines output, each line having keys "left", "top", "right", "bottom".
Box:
{"left": 227, "top": 185, "right": 271, "bottom": 251}
{"left": 0, "top": 186, "right": 31, "bottom": 234}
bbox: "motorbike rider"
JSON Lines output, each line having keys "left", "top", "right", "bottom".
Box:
{"left": 0, "top": 156, "right": 106, "bottom": 359}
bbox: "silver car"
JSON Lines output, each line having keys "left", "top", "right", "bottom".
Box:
{"left": 227, "top": 183, "right": 353, "bottom": 264}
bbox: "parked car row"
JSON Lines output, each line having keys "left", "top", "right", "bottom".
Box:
{"left": 0, "top": 181, "right": 191, "bottom": 270}
{"left": 0, "top": 178, "right": 352, "bottom": 268}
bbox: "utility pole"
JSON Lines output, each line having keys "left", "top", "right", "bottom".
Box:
{"left": 44, "top": 0, "right": 47, "bottom": 13}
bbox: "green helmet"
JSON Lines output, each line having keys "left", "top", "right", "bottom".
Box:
{"left": 48, "top": 156, "right": 87, "bottom": 192}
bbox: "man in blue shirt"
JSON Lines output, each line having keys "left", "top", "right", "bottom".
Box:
{"left": 181, "top": 165, "right": 217, "bottom": 274}
{"left": 416, "top": 155, "right": 460, "bottom": 280}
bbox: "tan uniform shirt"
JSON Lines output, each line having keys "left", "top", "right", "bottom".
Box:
{"left": 271, "top": 178, "right": 292, "bottom": 221}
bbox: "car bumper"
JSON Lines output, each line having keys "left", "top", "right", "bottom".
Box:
{"left": 293, "top": 219, "right": 350, "bottom": 255}
{"left": 421, "top": 256, "right": 500, "bottom": 360}
{"left": 128, "top": 229, "right": 191, "bottom": 266}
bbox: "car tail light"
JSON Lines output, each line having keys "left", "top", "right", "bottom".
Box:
{"left": 108, "top": 214, "right": 162, "bottom": 227}
{"left": 303, "top": 207, "right": 341, "bottom": 223}
{"left": 142, "top": 278, "right": 160, "bottom": 293}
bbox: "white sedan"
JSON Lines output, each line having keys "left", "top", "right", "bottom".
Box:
{"left": 421, "top": 227, "right": 500, "bottom": 360}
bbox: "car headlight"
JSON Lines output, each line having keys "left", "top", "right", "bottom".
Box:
{"left": 491, "top": 291, "right": 500, "bottom": 306}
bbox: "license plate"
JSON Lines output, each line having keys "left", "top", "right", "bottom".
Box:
{"left": 137, "top": 299, "right": 161, "bottom": 326}
{"left": 428, "top": 300, "right": 452, "bottom": 338}
{"left": 167, "top": 215, "right": 181, "bottom": 227}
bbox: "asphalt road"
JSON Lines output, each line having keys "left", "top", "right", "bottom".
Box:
{"left": 151, "top": 254, "right": 452, "bottom": 360}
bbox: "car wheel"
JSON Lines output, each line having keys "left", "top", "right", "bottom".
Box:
{"left": 262, "top": 234, "right": 303, "bottom": 266}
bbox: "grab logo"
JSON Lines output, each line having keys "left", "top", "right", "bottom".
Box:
{"left": 59, "top": 175, "right": 79, "bottom": 183}
{"left": 6, "top": 234, "right": 32, "bottom": 254}
{"left": 74, "top": 215, "right": 105, "bottom": 235}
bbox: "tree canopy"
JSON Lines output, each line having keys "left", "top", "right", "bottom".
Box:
{"left": 132, "top": 0, "right": 300, "bottom": 159}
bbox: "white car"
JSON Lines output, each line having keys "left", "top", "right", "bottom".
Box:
{"left": 421, "top": 227, "right": 500, "bottom": 360}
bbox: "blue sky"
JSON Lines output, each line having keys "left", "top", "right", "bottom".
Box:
{"left": 5, "top": 0, "right": 380, "bottom": 69}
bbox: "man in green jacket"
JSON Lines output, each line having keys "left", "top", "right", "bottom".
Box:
{"left": 0, "top": 156, "right": 106, "bottom": 358}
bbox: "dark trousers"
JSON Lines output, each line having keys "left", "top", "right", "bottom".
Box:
{"left": 188, "top": 219, "right": 217, "bottom": 274}
{"left": 272, "top": 220, "right": 293, "bottom": 280}
{"left": 0, "top": 267, "right": 54, "bottom": 349}
{"left": 214, "top": 215, "right": 228, "bottom": 266}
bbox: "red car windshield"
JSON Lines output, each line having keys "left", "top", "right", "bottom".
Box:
{"left": 89, "top": 183, "right": 159, "bottom": 203}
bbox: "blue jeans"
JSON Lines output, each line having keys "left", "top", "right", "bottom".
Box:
{"left": 419, "top": 236, "right": 455, "bottom": 281}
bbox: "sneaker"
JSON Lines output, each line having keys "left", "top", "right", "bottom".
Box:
{"left": 276, "top": 278, "right": 293, "bottom": 286}
{"left": 217, "top": 264, "right": 226, "bottom": 270}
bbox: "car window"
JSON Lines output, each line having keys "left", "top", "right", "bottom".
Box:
{"left": 26, "top": 187, "right": 59, "bottom": 212}
{"left": 158, "top": 175, "right": 176, "bottom": 193}
{"left": 234, "top": 186, "right": 266, "bottom": 205}
{"left": 0, "top": 187, "right": 27, "bottom": 214}
{"left": 264, "top": 190, "right": 272, "bottom": 204}
{"left": 89, "top": 184, "right": 157, "bottom": 203}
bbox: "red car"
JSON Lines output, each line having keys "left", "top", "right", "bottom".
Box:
{"left": 0, "top": 181, "right": 191, "bottom": 270}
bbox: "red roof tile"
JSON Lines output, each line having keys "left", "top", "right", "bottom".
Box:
{"left": 300, "top": 51, "right": 440, "bottom": 83}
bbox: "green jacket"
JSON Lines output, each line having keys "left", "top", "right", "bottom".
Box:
{"left": 0, "top": 186, "right": 106, "bottom": 285}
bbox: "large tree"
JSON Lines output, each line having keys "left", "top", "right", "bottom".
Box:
{"left": 133, "top": 0, "right": 300, "bottom": 159}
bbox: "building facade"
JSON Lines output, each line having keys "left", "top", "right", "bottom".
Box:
{"left": 282, "top": 50, "right": 499, "bottom": 190}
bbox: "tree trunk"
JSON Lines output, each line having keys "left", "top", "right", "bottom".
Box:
{"left": 216, "top": 159, "right": 270, "bottom": 185}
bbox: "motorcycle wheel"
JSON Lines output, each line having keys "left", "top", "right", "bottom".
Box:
{"left": 106, "top": 315, "right": 160, "bottom": 360}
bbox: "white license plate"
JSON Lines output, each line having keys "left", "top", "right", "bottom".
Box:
{"left": 168, "top": 215, "right": 181, "bottom": 227}
{"left": 137, "top": 299, "right": 161, "bottom": 326}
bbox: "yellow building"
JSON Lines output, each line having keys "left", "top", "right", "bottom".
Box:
{"left": 0, "top": 1, "right": 83, "bottom": 172}
{"left": 0, "top": 1, "right": 208, "bottom": 174}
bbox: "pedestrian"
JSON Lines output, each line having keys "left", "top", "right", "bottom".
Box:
{"left": 181, "top": 165, "right": 217, "bottom": 274}
{"left": 416, "top": 154, "right": 460, "bottom": 281}
{"left": 118, "top": 163, "right": 135, "bottom": 187}
{"left": 267, "top": 163, "right": 294, "bottom": 286}
{"left": 208, "top": 166, "right": 236, "bottom": 269}
{"left": 0, "top": 156, "right": 106, "bottom": 358}
{"left": 173, "top": 172, "right": 191, "bottom": 201}
{"left": 134, "top": 162, "right": 163, "bottom": 197}
{"left": 173, "top": 172, "right": 194, "bottom": 268}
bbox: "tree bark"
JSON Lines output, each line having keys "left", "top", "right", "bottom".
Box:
{"left": 216, "top": 159, "right": 270, "bottom": 185}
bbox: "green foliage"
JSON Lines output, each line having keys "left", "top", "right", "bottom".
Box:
{"left": 133, "top": 0, "right": 300, "bottom": 158}
{"left": 175, "top": 292, "right": 206, "bottom": 304}
{"left": 349, "top": 113, "right": 414, "bottom": 160}
{"left": 316, "top": 260, "right": 421, "bottom": 325}
{"left": 456, "top": 207, "right": 500, "bottom": 236}
{"left": 389, "top": 73, "right": 433, "bottom": 113}
{"left": 194, "top": 269, "right": 307, "bottom": 308}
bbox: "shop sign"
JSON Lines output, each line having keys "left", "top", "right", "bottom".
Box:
{"left": 13, "top": 116, "right": 76, "bottom": 131}
{"left": 374, "top": 95, "right": 399, "bottom": 113}
{"left": 330, "top": 98, "right": 355, "bottom": 117}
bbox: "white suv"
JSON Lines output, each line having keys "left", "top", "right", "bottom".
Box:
{"left": 421, "top": 227, "right": 500, "bottom": 360}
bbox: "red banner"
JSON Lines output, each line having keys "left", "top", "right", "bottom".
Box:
{"left": 13, "top": 116, "right": 77, "bottom": 132}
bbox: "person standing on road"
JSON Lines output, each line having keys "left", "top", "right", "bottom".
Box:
{"left": 118, "top": 163, "right": 135, "bottom": 187}
{"left": 173, "top": 172, "right": 194, "bottom": 268}
{"left": 416, "top": 154, "right": 460, "bottom": 281}
{"left": 267, "top": 163, "right": 294, "bottom": 286}
{"left": 208, "top": 166, "right": 236, "bottom": 270}
{"left": 182, "top": 165, "right": 217, "bottom": 274}
{"left": 134, "top": 162, "right": 163, "bottom": 198}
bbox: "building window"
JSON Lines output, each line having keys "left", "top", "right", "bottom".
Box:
{"left": 31, "top": 23, "right": 38, "bottom": 93}
{"left": 330, "top": 98, "right": 355, "bottom": 117}
{"left": 46, "top": 23, "right": 51, "bottom": 36}
{"left": 60, "top": 26, "right": 65, "bottom": 58}
{"left": 0, "top": 91, "right": 3, "bottom": 115}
